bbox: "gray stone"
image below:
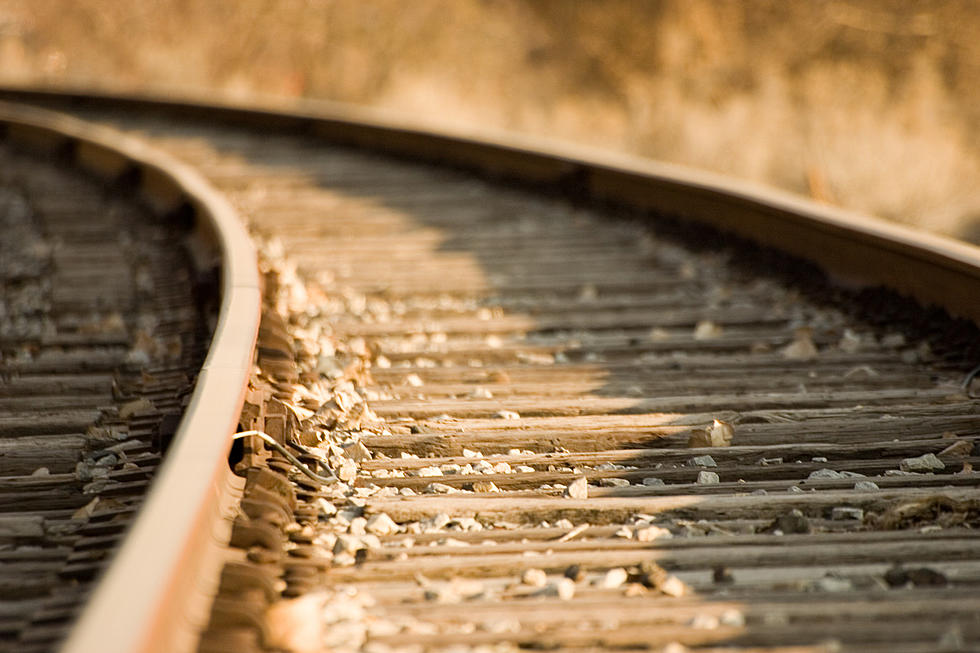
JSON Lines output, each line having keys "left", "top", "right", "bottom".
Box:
{"left": 598, "top": 477, "right": 630, "bottom": 487}
{"left": 900, "top": 453, "right": 945, "bottom": 473}
{"left": 696, "top": 471, "right": 720, "bottom": 485}
{"left": 854, "top": 481, "right": 880, "bottom": 492}
{"left": 807, "top": 468, "right": 842, "bottom": 480}
{"left": 689, "top": 455, "right": 717, "bottom": 468}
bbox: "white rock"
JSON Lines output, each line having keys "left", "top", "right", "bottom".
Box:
{"left": 405, "top": 373, "right": 424, "bottom": 387}
{"left": 333, "top": 534, "right": 364, "bottom": 555}
{"left": 337, "top": 459, "right": 358, "bottom": 483}
{"left": 642, "top": 477, "right": 665, "bottom": 487}
{"left": 615, "top": 526, "right": 634, "bottom": 539}
{"left": 545, "top": 578, "right": 576, "bottom": 600}
{"left": 707, "top": 419, "right": 734, "bottom": 447}
{"left": 782, "top": 327, "right": 818, "bottom": 361}
{"left": 720, "top": 609, "right": 746, "bottom": 627}
{"left": 365, "top": 513, "right": 398, "bottom": 536}
{"left": 423, "top": 482, "right": 456, "bottom": 494}
{"left": 693, "top": 320, "right": 723, "bottom": 340}
{"left": 425, "top": 513, "right": 451, "bottom": 530}
{"left": 348, "top": 516, "right": 367, "bottom": 535}
{"left": 689, "top": 614, "right": 720, "bottom": 630}
{"left": 473, "top": 460, "right": 494, "bottom": 473}
{"left": 417, "top": 466, "right": 443, "bottom": 477}
{"left": 600, "top": 567, "right": 628, "bottom": 589}
{"left": 521, "top": 568, "right": 547, "bottom": 587}
{"left": 494, "top": 410, "right": 521, "bottom": 420}
{"left": 564, "top": 477, "right": 588, "bottom": 499}
{"left": 635, "top": 525, "right": 672, "bottom": 542}
{"left": 659, "top": 575, "right": 688, "bottom": 597}
{"left": 264, "top": 593, "right": 327, "bottom": 653}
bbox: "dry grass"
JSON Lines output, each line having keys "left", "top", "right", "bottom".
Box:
{"left": 1, "top": 0, "right": 979, "bottom": 241}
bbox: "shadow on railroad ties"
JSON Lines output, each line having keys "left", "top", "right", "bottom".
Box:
{"left": 190, "top": 124, "right": 980, "bottom": 651}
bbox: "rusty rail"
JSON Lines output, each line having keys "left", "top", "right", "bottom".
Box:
{"left": 1, "top": 88, "right": 978, "bottom": 653}
{"left": 0, "top": 102, "right": 261, "bottom": 653}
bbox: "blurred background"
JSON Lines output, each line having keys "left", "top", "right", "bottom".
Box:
{"left": 1, "top": 0, "right": 978, "bottom": 242}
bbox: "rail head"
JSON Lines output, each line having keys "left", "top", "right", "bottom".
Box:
{"left": 0, "top": 101, "right": 261, "bottom": 653}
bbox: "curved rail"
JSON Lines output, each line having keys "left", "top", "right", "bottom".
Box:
{"left": 0, "top": 102, "right": 261, "bottom": 653}
{"left": 1, "top": 86, "right": 979, "bottom": 326}
{"left": 1, "top": 87, "right": 979, "bottom": 653}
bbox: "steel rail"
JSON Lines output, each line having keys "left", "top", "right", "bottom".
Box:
{"left": 1, "top": 85, "right": 978, "bottom": 327}
{"left": 1, "top": 87, "right": 978, "bottom": 653}
{"left": 0, "top": 102, "right": 261, "bottom": 653}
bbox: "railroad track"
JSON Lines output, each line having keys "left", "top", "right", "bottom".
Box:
{"left": 0, "top": 89, "right": 978, "bottom": 653}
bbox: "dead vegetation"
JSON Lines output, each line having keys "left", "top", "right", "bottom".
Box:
{"left": 1, "top": 0, "right": 979, "bottom": 241}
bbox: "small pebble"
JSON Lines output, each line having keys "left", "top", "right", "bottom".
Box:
{"left": 689, "top": 614, "right": 720, "bottom": 630}
{"left": 641, "top": 477, "right": 665, "bottom": 487}
{"left": 564, "top": 565, "right": 585, "bottom": 582}
{"left": 854, "top": 480, "right": 879, "bottom": 492}
{"left": 634, "top": 525, "right": 672, "bottom": 542}
{"left": 599, "top": 477, "right": 630, "bottom": 487}
{"left": 494, "top": 410, "right": 521, "bottom": 420}
{"left": 472, "top": 480, "right": 500, "bottom": 493}
{"left": 614, "top": 525, "right": 634, "bottom": 539}
{"left": 831, "top": 506, "right": 864, "bottom": 521}
{"left": 550, "top": 578, "right": 576, "bottom": 600}
{"left": 564, "top": 477, "right": 588, "bottom": 499}
{"left": 696, "top": 471, "right": 720, "bottom": 485}
{"left": 689, "top": 455, "right": 717, "bottom": 468}
{"left": 807, "top": 468, "right": 842, "bottom": 480}
{"left": 938, "top": 440, "right": 973, "bottom": 459}
{"left": 365, "top": 513, "right": 398, "bottom": 536}
{"left": 720, "top": 609, "right": 745, "bottom": 627}
{"left": 348, "top": 516, "right": 367, "bottom": 535}
{"left": 693, "top": 320, "right": 723, "bottom": 340}
{"left": 769, "top": 508, "right": 810, "bottom": 534}
{"left": 713, "top": 566, "right": 735, "bottom": 584}
{"left": 814, "top": 574, "right": 853, "bottom": 592}
{"left": 521, "top": 568, "right": 547, "bottom": 587}
{"left": 900, "top": 453, "right": 945, "bottom": 473}
{"left": 424, "top": 482, "right": 456, "bottom": 494}
{"left": 600, "top": 567, "right": 629, "bottom": 589}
